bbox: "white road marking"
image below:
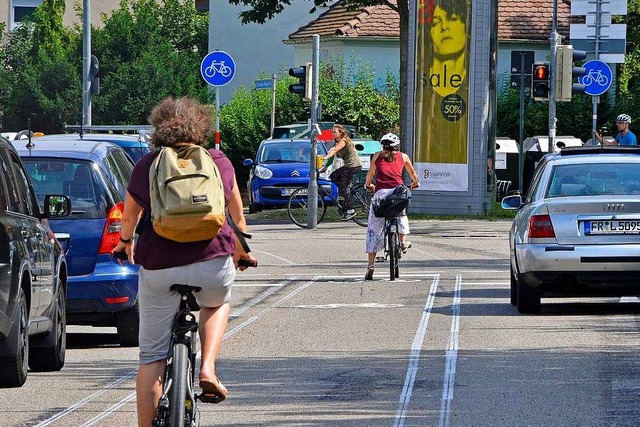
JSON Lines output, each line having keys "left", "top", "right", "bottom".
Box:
{"left": 297, "top": 303, "right": 405, "bottom": 309}
{"left": 233, "top": 283, "right": 285, "bottom": 287}
{"left": 251, "top": 249, "right": 297, "bottom": 265}
{"left": 393, "top": 275, "right": 440, "bottom": 427}
{"left": 439, "top": 274, "right": 462, "bottom": 427}
{"left": 620, "top": 296, "right": 640, "bottom": 303}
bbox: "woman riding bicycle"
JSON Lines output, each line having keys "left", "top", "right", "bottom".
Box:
{"left": 322, "top": 124, "right": 362, "bottom": 221}
{"left": 363, "top": 133, "right": 419, "bottom": 280}
{"left": 111, "top": 97, "right": 256, "bottom": 426}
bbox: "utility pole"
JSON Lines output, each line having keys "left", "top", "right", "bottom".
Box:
{"left": 548, "top": 0, "right": 559, "bottom": 153}
{"left": 307, "top": 35, "right": 320, "bottom": 229}
{"left": 82, "top": 0, "right": 91, "bottom": 126}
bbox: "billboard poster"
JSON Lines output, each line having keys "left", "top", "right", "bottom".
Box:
{"left": 414, "top": 0, "right": 472, "bottom": 191}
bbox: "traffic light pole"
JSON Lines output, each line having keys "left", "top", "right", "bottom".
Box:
{"left": 82, "top": 0, "right": 91, "bottom": 126}
{"left": 307, "top": 35, "right": 320, "bottom": 230}
{"left": 518, "top": 54, "right": 526, "bottom": 194}
{"left": 548, "top": 0, "right": 559, "bottom": 153}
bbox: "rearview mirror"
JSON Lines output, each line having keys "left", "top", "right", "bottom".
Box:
{"left": 501, "top": 194, "right": 522, "bottom": 210}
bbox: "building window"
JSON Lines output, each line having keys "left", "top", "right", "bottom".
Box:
{"left": 10, "top": 0, "right": 43, "bottom": 30}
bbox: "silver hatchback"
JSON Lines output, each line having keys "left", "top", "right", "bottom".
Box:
{"left": 502, "top": 146, "right": 640, "bottom": 313}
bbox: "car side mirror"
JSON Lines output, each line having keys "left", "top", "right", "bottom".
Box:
{"left": 44, "top": 195, "right": 71, "bottom": 218}
{"left": 243, "top": 159, "right": 254, "bottom": 168}
{"left": 501, "top": 194, "right": 522, "bottom": 210}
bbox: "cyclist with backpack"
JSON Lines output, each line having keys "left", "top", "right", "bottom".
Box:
{"left": 363, "top": 133, "right": 419, "bottom": 280}
{"left": 111, "top": 97, "right": 256, "bottom": 427}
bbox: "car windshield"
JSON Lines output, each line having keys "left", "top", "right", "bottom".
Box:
{"left": 546, "top": 163, "right": 640, "bottom": 197}
{"left": 259, "top": 142, "right": 326, "bottom": 164}
{"left": 22, "top": 158, "right": 109, "bottom": 219}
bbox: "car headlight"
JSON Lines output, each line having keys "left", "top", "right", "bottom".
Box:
{"left": 254, "top": 165, "right": 273, "bottom": 179}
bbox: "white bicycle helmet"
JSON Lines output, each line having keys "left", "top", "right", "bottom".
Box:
{"left": 617, "top": 114, "right": 632, "bottom": 124}
{"left": 380, "top": 133, "right": 400, "bottom": 150}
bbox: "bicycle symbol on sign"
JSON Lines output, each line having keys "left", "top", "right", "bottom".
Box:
{"left": 204, "top": 60, "right": 232, "bottom": 78}
{"left": 580, "top": 69, "right": 609, "bottom": 87}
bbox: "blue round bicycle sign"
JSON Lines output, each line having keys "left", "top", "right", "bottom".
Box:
{"left": 200, "top": 51, "right": 235, "bottom": 87}
{"left": 579, "top": 60, "right": 612, "bottom": 96}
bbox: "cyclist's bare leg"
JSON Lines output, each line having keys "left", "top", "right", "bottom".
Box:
{"left": 136, "top": 359, "right": 166, "bottom": 427}
{"left": 198, "top": 302, "right": 230, "bottom": 392}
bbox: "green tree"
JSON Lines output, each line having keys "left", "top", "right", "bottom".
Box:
{"left": 91, "top": 0, "right": 211, "bottom": 124}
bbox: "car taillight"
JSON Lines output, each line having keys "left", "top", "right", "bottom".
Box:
{"left": 98, "top": 202, "right": 124, "bottom": 254}
{"left": 528, "top": 214, "right": 555, "bottom": 238}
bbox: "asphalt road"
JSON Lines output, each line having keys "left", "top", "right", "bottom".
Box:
{"left": 1, "top": 218, "right": 639, "bottom": 426}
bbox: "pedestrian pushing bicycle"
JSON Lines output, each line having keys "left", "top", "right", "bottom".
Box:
{"left": 363, "top": 133, "right": 419, "bottom": 281}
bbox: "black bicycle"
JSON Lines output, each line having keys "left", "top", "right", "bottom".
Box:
{"left": 375, "top": 216, "right": 402, "bottom": 281}
{"left": 153, "top": 284, "right": 203, "bottom": 427}
{"left": 287, "top": 170, "right": 372, "bottom": 228}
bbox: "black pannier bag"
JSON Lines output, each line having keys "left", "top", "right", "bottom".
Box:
{"left": 373, "top": 185, "right": 412, "bottom": 218}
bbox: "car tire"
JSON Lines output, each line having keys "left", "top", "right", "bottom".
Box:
{"left": 0, "top": 288, "right": 29, "bottom": 388}
{"left": 29, "top": 281, "right": 66, "bottom": 372}
{"left": 510, "top": 266, "right": 518, "bottom": 306}
{"left": 116, "top": 302, "right": 140, "bottom": 347}
{"left": 517, "top": 279, "right": 541, "bottom": 314}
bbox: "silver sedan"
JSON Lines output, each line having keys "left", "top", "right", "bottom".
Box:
{"left": 502, "top": 146, "right": 640, "bottom": 313}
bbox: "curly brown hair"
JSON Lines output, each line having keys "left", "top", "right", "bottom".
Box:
{"left": 149, "top": 97, "right": 214, "bottom": 147}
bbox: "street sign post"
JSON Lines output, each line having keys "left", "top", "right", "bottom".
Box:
{"left": 200, "top": 51, "right": 236, "bottom": 150}
{"left": 579, "top": 60, "right": 612, "bottom": 96}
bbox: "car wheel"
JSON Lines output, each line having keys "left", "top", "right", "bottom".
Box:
{"left": 116, "top": 302, "right": 139, "bottom": 347}
{"left": 0, "top": 288, "right": 29, "bottom": 387}
{"left": 510, "top": 265, "right": 518, "bottom": 306}
{"left": 29, "top": 280, "right": 66, "bottom": 372}
{"left": 517, "top": 279, "right": 541, "bottom": 314}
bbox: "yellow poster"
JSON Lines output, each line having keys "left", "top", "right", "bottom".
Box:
{"left": 414, "top": 0, "right": 471, "bottom": 191}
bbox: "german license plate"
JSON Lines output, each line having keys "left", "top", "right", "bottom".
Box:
{"left": 585, "top": 220, "right": 640, "bottom": 235}
{"left": 282, "top": 188, "right": 307, "bottom": 196}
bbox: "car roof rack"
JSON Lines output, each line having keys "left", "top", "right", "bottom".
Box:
{"left": 64, "top": 125, "right": 153, "bottom": 142}
{"left": 558, "top": 146, "right": 640, "bottom": 155}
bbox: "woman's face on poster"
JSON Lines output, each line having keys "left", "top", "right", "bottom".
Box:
{"left": 430, "top": 5, "right": 466, "bottom": 56}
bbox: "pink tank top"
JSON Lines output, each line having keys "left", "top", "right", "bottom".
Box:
{"left": 375, "top": 152, "right": 404, "bottom": 191}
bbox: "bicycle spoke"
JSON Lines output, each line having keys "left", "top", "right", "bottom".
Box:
{"left": 350, "top": 186, "right": 372, "bottom": 227}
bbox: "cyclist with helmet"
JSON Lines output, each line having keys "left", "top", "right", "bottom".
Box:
{"left": 322, "top": 124, "right": 362, "bottom": 220}
{"left": 363, "top": 133, "right": 419, "bottom": 280}
{"left": 595, "top": 114, "right": 637, "bottom": 146}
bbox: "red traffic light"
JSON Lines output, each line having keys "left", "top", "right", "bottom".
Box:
{"left": 534, "top": 64, "right": 549, "bottom": 80}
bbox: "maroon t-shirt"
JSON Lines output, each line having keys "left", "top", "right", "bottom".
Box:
{"left": 128, "top": 148, "right": 236, "bottom": 270}
{"left": 374, "top": 152, "right": 404, "bottom": 191}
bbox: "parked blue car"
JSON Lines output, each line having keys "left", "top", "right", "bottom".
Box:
{"left": 243, "top": 139, "right": 337, "bottom": 213}
{"left": 11, "top": 137, "right": 140, "bottom": 346}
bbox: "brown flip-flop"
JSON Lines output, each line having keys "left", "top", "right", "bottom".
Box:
{"left": 199, "top": 376, "right": 228, "bottom": 404}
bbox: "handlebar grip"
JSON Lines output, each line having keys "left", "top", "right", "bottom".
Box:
{"left": 238, "top": 259, "right": 258, "bottom": 268}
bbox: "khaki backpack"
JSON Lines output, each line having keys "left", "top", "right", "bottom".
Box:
{"left": 149, "top": 145, "right": 226, "bottom": 242}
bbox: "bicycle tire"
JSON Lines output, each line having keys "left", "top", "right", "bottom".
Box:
{"left": 287, "top": 187, "right": 326, "bottom": 228}
{"left": 388, "top": 225, "right": 398, "bottom": 281}
{"left": 169, "top": 343, "right": 189, "bottom": 427}
{"left": 350, "top": 186, "right": 372, "bottom": 227}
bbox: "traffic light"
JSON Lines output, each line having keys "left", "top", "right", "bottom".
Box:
{"left": 556, "top": 45, "right": 587, "bottom": 102}
{"left": 531, "top": 62, "right": 550, "bottom": 101}
{"left": 288, "top": 62, "right": 312, "bottom": 100}
{"left": 90, "top": 55, "right": 100, "bottom": 96}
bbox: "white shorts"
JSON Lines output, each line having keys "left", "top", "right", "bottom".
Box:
{"left": 138, "top": 256, "right": 235, "bottom": 365}
{"left": 366, "top": 188, "right": 410, "bottom": 254}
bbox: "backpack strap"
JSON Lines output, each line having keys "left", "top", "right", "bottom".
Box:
{"left": 226, "top": 214, "right": 252, "bottom": 253}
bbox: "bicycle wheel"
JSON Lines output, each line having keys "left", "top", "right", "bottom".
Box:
{"left": 350, "top": 186, "right": 372, "bottom": 227}
{"left": 287, "top": 187, "right": 326, "bottom": 228}
{"left": 169, "top": 343, "right": 189, "bottom": 427}
{"left": 388, "top": 223, "right": 399, "bottom": 281}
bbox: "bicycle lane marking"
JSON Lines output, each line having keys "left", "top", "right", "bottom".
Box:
{"left": 393, "top": 274, "right": 440, "bottom": 427}
{"left": 35, "top": 277, "right": 307, "bottom": 426}
{"left": 438, "top": 274, "right": 462, "bottom": 427}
